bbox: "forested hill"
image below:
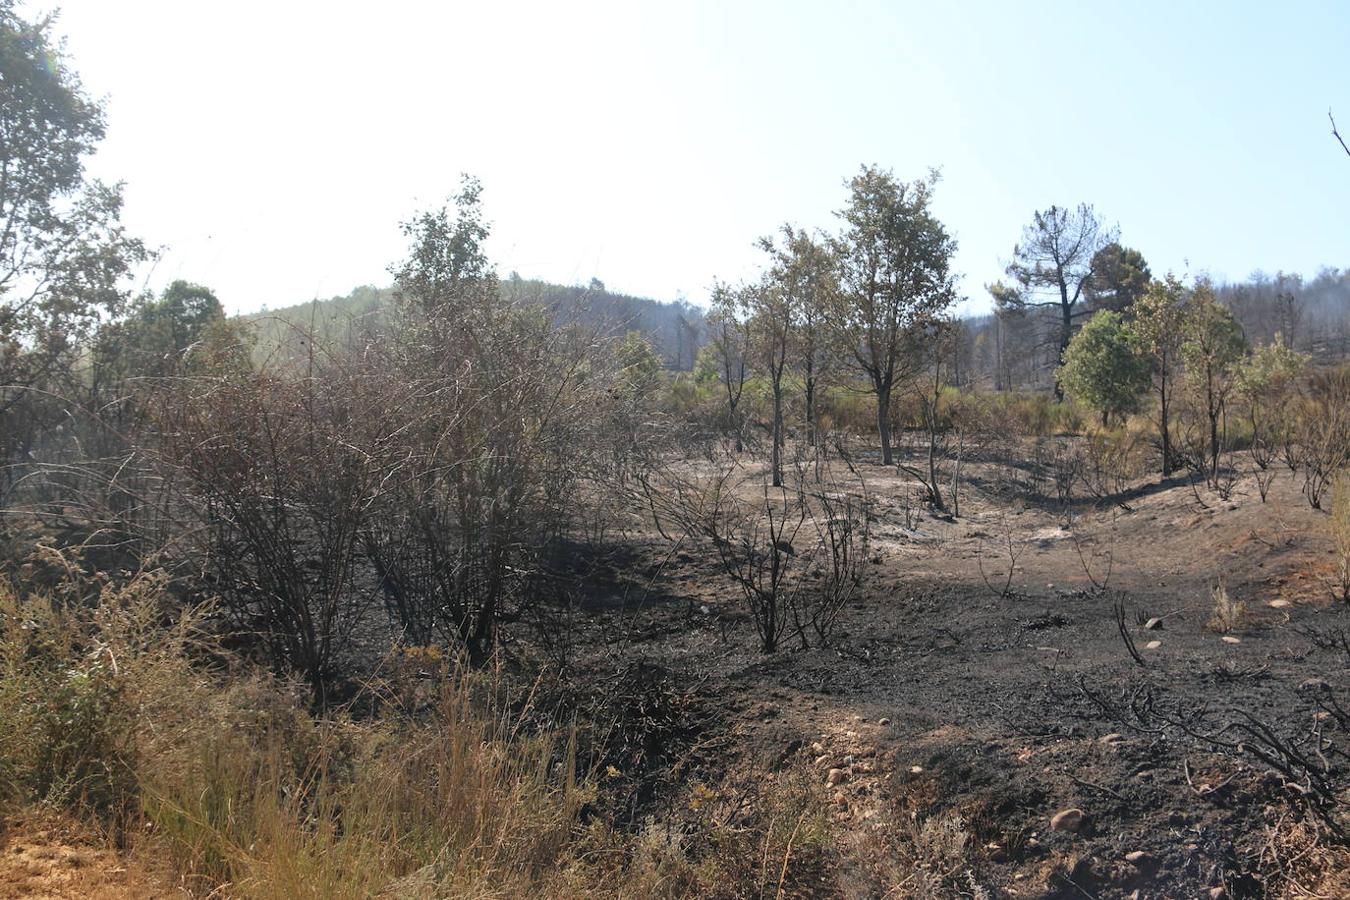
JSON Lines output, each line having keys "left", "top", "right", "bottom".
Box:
{"left": 243, "top": 277, "right": 706, "bottom": 370}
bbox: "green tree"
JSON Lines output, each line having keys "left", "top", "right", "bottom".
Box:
{"left": 1131, "top": 275, "right": 1189, "bottom": 476}
{"left": 705, "top": 281, "right": 750, "bottom": 452}
{"left": 1181, "top": 283, "right": 1248, "bottom": 486}
{"left": 0, "top": 3, "right": 147, "bottom": 463}
{"left": 1236, "top": 340, "right": 1306, "bottom": 478}
{"left": 97, "top": 280, "right": 225, "bottom": 378}
{"left": 743, "top": 273, "right": 791, "bottom": 487}
{"left": 389, "top": 173, "right": 493, "bottom": 318}
{"left": 1004, "top": 203, "right": 1114, "bottom": 398}
{"left": 1085, "top": 243, "right": 1151, "bottom": 314}
{"left": 759, "top": 225, "right": 838, "bottom": 452}
{"left": 614, "top": 329, "right": 662, "bottom": 405}
{"left": 1058, "top": 310, "right": 1149, "bottom": 427}
{"left": 832, "top": 166, "right": 957, "bottom": 466}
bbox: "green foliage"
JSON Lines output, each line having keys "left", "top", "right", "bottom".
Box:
{"left": 95, "top": 280, "right": 228, "bottom": 377}
{"left": 614, "top": 330, "right": 662, "bottom": 404}
{"left": 1132, "top": 276, "right": 1189, "bottom": 366}
{"left": 833, "top": 165, "right": 958, "bottom": 464}
{"left": 1057, "top": 310, "right": 1149, "bottom": 425}
{"left": 692, "top": 342, "right": 724, "bottom": 385}
{"left": 0, "top": 2, "right": 147, "bottom": 471}
{"left": 1181, "top": 285, "right": 1248, "bottom": 378}
{"left": 1004, "top": 203, "right": 1111, "bottom": 373}
{"left": 1131, "top": 275, "right": 1190, "bottom": 474}
{"left": 1180, "top": 283, "right": 1249, "bottom": 484}
{"left": 1237, "top": 340, "right": 1307, "bottom": 401}
{"left": 0, "top": 4, "right": 146, "bottom": 361}
{"left": 390, "top": 174, "right": 494, "bottom": 316}
{"left": 1086, "top": 242, "right": 1151, "bottom": 313}
{"left": 0, "top": 563, "right": 211, "bottom": 815}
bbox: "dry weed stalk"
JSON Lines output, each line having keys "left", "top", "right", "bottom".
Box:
{"left": 1206, "top": 579, "right": 1246, "bottom": 633}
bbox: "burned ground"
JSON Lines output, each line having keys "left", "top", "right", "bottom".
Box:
{"left": 524, "top": 441, "right": 1350, "bottom": 898}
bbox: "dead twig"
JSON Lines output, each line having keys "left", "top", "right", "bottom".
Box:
{"left": 1115, "top": 595, "right": 1146, "bottom": 667}
{"left": 1333, "top": 109, "right": 1350, "bottom": 159}
{"left": 1068, "top": 772, "right": 1127, "bottom": 802}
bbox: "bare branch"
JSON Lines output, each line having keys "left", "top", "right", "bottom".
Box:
{"left": 1332, "top": 109, "right": 1350, "bottom": 159}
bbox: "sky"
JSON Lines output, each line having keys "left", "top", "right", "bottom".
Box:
{"left": 23, "top": 0, "right": 1350, "bottom": 316}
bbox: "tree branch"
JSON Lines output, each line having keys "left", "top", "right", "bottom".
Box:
{"left": 1332, "top": 110, "right": 1350, "bottom": 159}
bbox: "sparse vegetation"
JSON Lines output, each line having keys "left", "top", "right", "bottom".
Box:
{"left": 4, "top": 4, "right": 1350, "bottom": 897}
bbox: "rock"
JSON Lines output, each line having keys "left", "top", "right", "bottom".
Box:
{"left": 1143, "top": 617, "right": 1163, "bottom": 630}
{"left": 811, "top": 741, "right": 825, "bottom": 755}
{"left": 1099, "top": 733, "right": 1125, "bottom": 745}
{"left": 1209, "top": 888, "right": 1227, "bottom": 900}
{"left": 909, "top": 765, "right": 924, "bottom": 775}
{"left": 814, "top": 754, "right": 831, "bottom": 767}
{"left": 1145, "top": 640, "right": 1162, "bottom": 650}
{"left": 1268, "top": 599, "right": 1291, "bottom": 608}
{"left": 1221, "top": 635, "right": 1241, "bottom": 644}
{"left": 878, "top": 717, "right": 891, "bottom": 726}
{"left": 986, "top": 842, "right": 1007, "bottom": 862}
{"left": 842, "top": 754, "right": 856, "bottom": 766}
{"left": 1125, "top": 850, "right": 1152, "bottom": 867}
{"left": 1050, "top": 808, "right": 1086, "bottom": 833}
{"left": 826, "top": 767, "right": 848, "bottom": 786}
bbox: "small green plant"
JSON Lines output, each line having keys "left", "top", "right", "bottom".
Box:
{"left": 1207, "top": 579, "right": 1246, "bottom": 633}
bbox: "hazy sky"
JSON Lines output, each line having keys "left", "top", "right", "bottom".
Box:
{"left": 28, "top": 0, "right": 1350, "bottom": 315}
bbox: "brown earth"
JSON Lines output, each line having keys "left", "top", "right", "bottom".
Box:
{"left": 0, "top": 817, "right": 178, "bottom": 899}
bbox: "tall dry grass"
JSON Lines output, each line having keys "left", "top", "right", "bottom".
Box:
{"left": 1, "top": 559, "right": 842, "bottom": 897}
{"left": 0, "top": 562, "right": 595, "bottom": 897}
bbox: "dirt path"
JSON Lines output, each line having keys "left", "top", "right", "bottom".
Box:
{"left": 0, "top": 819, "right": 178, "bottom": 900}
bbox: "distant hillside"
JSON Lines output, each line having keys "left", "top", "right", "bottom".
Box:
{"left": 242, "top": 278, "right": 705, "bottom": 370}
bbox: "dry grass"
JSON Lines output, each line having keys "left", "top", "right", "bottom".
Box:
{"left": 1331, "top": 473, "right": 1350, "bottom": 603}
{"left": 0, "top": 566, "right": 593, "bottom": 897}
{"left": 0, "top": 560, "right": 842, "bottom": 898}
{"left": 1207, "top": 579, "right": 1247, "bottom": 633}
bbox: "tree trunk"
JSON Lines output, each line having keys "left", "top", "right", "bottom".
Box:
{"left": 771, "top": 379, "right": 784, "bottom": 487}
{"left": 1208, "top": 371, "right": 1220, "bottom": 486}
{"left": 926, "top": 401, "right": 946, "bottom": 512}
{"left": 1054, "top": 285, "right": 1073, "bottom": 401}
{"left": 1159, "top": 376, "right": 1172, "bottom": 477}
{"left": 804, "top": 359, "right": 816, "bottom": 449}
{"left": 1210, "top": 407, "right": 1220, "bottom": 486}
{"left": 877, "top": 385, "right": 893, "bottom": 466}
